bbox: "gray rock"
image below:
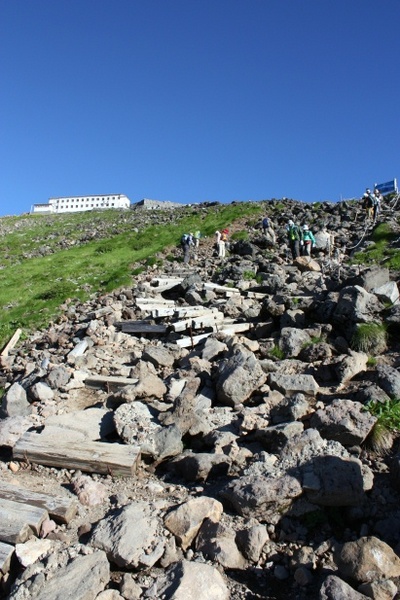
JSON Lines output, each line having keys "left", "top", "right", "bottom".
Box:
{"left": 195, "top": 520, "right": 247, "bottom": 569}
{"left": 29, "top": 381, "right": 55, "bottom": 402}
{"left": 156, "top": 560, "right": 230, "bottom": 600}
{"left": 171, "top": 451, "right": 231, "bottom": 482}
{"left": 236, "top": 524, "right": 269, "bottom": 563}
{"left": 164, "top": 496, "right": 223, "bottom": 551}
{"left": 334, "top": 351, "right": 368, "bottom": 384}
{"left": 319, "top": 574, "right": 369, "bottom": 599}
{"left": 142, "top": 345, "right": 175, "bottom": 368}
{"left": 46, "top": 365, "right": 71, "bottom": 389}
{"left": 373, "top": 281, "right": 400, "bottom": 306}
{"left": 376, "top": 364, "right": 400, "bottom": 399}
{"left": 269, "top": 373, "right": 319, "bottom": 397}
{"left": 0, "top": 415, "right": 33, "bottom": 447}
{"left": 8, "top": 550, "right": 110, "bottom": 600}
{"left": 310, "top": 399, "right": 377, "bottom": 445}
{"left": 279, "top": 327, "right": 312, "bottom": 358}
{"left": 216, "top": 344, "right": 267, "bottom": 407}
{"left": 334, "top": 536, "right": 400, "bottom": 584}
{"left": 221, "top": 474, "right": 302, "bottom": 523}
{"left": 332, "top": 285, "right": 383, "bottom": 332}
{"left": 302, "top": 455, "right": 372, "bottom": 506}
{"left": 90, "top": 501, "right": 163, "bottom": 569}
{"left": 1, "top": 383, "right": 31, "bottom": 418}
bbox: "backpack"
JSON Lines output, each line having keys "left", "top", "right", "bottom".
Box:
{"left": 181, "top": 234, "right": 189, "bottom": 245}
{"left": 262, "top": 217, "right": 269, "bottom": 228}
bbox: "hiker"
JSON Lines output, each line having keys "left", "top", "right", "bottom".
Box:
{"left": 194, "top": 230, "right": 201, "bottom": 248}
{"left": 262, "top": 216, "right": 276, "bottom": 244}
{"left": 286, "top": 219, "right": 303, "bottom": 259}
{"left": 218, "top": 230, "right": 227, "bottom": 258}
{"left": 302, "top": 224, "right": 316, "bottom": 256}
{"left": 181, "top": 233, "right": 193, "bottom": 264}
{"left": 362, "top": 188, "right": 374, "bottom": 220}
{"left": 373, "top": 188, "right": 382, "bottom": 221}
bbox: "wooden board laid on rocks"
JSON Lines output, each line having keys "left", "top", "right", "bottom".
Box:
{"left": 13, "top": 432, "right": 141, "bottom": 477}
{"left": 118, "top": 321, "right": 168, "bottom": 334}
{"left": 0, "top": 498, "right": 48, "bottom": 544}
{"left": 0, "top": 481, "right": 78, "bottom": 524}
{"left": 0, "top": 541, "right": 14, "bottom": 575}
{"left": 83, "top": 374, "right": 139, "bottom": 390}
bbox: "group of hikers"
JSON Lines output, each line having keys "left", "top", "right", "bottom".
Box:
{"left": 362, "top": 187, "right": 382, "bottom": 222}
{"left": 179, "top": 185, "right": 385, "bottom": 264}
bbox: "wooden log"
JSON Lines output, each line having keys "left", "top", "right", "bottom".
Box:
{"left": 172, "top": 312, "right": 225, "bottom": 333}
{"left": 13, "top": 433, "right": 141, "bottom": 477}
{"left": 175, "top": 333, "right": 211, "bottom": 348}
{"left": 173, "top": 306, "right": 220, "bottom": 318}
{"left": 0, "top": 541, "right": 14, "bottom": 574}
{"left": 0, "top": 481, "right": 77, "bottom": 524}
{"left": 0, "top": 328, "right": 22, "bottom": 357}
{"left": 136, "top": 298, "right": 175, "bottom": 306}
{"left": 0, "top": 498, "right": 48, "bottom": 543}
{"left": 84, "top": 375, "right": 139, "bottom": 390}
{"left": 119, "top": 322, "right": 168, "bottom": 334}
{"left": 203, "top": 283, "right": 240, "bottom": 294}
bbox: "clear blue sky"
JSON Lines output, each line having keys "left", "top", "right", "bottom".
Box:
{"left": 1, "top": 0, "right": 399, "bottom": 217}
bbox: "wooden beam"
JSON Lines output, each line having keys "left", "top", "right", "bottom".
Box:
{"left": 13, "top": 433, "right": 141, "bottom": 477}
{"left": 0, "top": 482, "right": 77, "bottom": 524}
{"left": 0, "top": 498, "right": 48, "bottom": 543}
{"left": 0, "top": 328, "right": 22, "bottom": 357}
{"left": 119, "top": 322, "right": 168, "bottom": 334}
{"left": 83, "top": 375, "right": 139, "bottom": 390}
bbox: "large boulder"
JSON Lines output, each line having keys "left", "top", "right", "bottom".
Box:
{"left": 215, "top": 344, "right": 267, "bottom": 407}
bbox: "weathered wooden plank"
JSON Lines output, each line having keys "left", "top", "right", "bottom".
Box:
{"left": 175, "top": 333, "right": 212, "bottom": 348}
{"left": 0, "top": 521, "right": 33, "bottom": 545}
{"left": 0, "top": 328, "right": 22, "bottom": 357}
{"left": 220, "top": 322, "right": 252, "bottom": 334}
{"left": 0, "top": 482, "right": 77, "bottom": 524}
{"left": 0, "top": 541, "right": 14, "bottom": 574}
{"left": 119, "top": 322, "right": 168, "bottom": 334}
{"left": 136, "top": 298, "right": 175, "bottom": 306}
{"left": 0, "top": 498, "right": 48, "bottom": 543}
{"left": 84, "top": 375, "right": 139, "bottom": 390}
{"left": 203, "top": 283, "right": 240, "bottom": 294}
{"left": 13, "top": 433, "right": 141, "bottom": 477}
{"left": 173, "top": 306, "right": 220, "bottom": 318}
{"left": 172, "top": 312, "right": 225, "bottom": 333}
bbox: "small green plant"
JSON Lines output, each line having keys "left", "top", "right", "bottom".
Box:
{"left": 364, "top": 398, "right": 400, "bottom": 454}
{"left": 366, "top": 356, "right": 377, "bottom": 368}
{"left": 350, "top": 322, "right": 387, "bottom": 354}
{"left": 269, "top": 345, "right": 285, "bottom": 360}
{"left": 242, "top": 270, "right": 257, "bottom": 281}
{"left": 230, "top": 230, "right": 249, "bottom": 241}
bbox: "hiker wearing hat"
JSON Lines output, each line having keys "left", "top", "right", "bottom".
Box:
{"left": 362, "top": 188, "right": 374, "bottom": 220}
{"left": 302, "top": 224, "right": 316, "bottom": 256}
{"left": 287, "top": 220, "right": 303, "bottom": 259}
{"left": 373, "top": 189, "right": 382, "bottom": 222}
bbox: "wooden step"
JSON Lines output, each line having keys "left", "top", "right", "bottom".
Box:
{"left": 0, "top": 481, "right": 78, "bottom": 524}
{"left": 0, "top": 498, "right": 48, "bottom": 544}
{"left": 13, "top": 433, "right": 141, "bottom": 477}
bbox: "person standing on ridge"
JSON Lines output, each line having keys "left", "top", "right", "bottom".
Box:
{"left": 373, "top": 189, "right": 382, "bottom": 222}
{"left": 302, "top": 224, "right": 316, "bottom": 256}
{"left": 286, "top": 220, "right": 303, "bottom": 259}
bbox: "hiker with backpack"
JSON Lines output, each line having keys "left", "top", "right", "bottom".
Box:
{"left": 286, "top": 219, "right": 303, "bottom": 259}
{"left": 181, "top": 233, "right": 193, "bottom": 264}
{"left": 373, "top": 188, "right": 382, "bottom": 221}
{"left": 362, "top": 188, "right": 374, "bottom": 220}
{"left": 302, "top": 224, "right": 316, "bottom": 256}
{"left": 262, "top": 216, "right": 276, "bottom": 244}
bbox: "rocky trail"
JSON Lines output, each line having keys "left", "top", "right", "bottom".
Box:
{"left": 1, "top": 199, "right": 400, "bottom": 599}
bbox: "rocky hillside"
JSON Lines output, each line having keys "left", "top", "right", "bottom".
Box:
{"left": 1, "top": 198, "right": 400, "bottom": 600}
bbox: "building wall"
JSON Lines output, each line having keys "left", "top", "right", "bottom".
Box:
{"left": 31, "top": 194, "right": 130, "bottom": 214}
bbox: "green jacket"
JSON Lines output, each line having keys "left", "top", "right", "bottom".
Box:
{"left": 287, "top": 224, "right": 303, "bottom": 242}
